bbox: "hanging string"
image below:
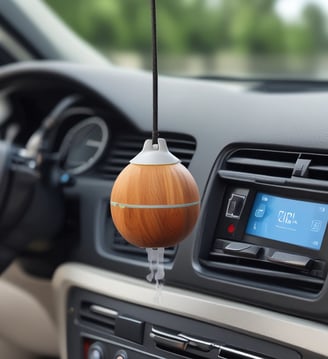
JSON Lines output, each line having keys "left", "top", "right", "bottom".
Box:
{"left": 151, "top": 0, "right": 159, "bottom": 145}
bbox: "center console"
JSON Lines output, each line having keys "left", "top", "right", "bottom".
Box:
{"left": 58, "top": 145, "right": 328, "bottom": 359}
{"left": 67, "top": 288, "right": 301, "bottom": 359}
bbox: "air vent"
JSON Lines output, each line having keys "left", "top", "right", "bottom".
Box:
{"left": 110, "top": 229, "right": 176, "bottom": 262}
{"left": 219, "top": 148, "right": 328, "bottom": 189}
{"left": 220, "top": 148, "right": 298, "bottom": 181}
{"left": 95, "top": 132, "right": 196, "bottom": 180}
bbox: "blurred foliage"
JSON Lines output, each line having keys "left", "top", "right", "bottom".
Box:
{"left": 43, "top": 0, "right": 328, "bottom": 62}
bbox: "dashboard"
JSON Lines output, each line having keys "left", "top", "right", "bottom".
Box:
{"left": 1, "top": 61, "right": 328, "bottom": 359}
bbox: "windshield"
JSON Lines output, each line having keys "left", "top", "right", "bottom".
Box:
{"left": 44, "top": 0, "right": 328, "bottom": 80}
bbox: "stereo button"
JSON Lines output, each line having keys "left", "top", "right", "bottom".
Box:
{"left": 114, "top": 350, "right": 128, "bottom": 359}
{"left": 268, "top": 251, "right": 312, "bottom": 268}
{"left": 226, "top": 194, "right": 246, "bottom": 219}
{"left": 224, "top": 242, "right": 262, "bottom": 258}
{"left": 88, "top": 342, "right": 106, "bottom": 359}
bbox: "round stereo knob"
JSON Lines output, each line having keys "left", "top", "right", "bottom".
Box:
{"left": 114, "top": 350, "right": 128, "bottom": 359}
{"left": 88, "top": 342, "right": 107, "bottom": 359}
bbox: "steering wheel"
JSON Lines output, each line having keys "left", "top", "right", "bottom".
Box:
{"left": 0, "top": 84, "right": 80, "bottom": 273}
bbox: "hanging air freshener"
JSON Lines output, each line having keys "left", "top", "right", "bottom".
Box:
{"left": 110, "top": 0, "right": 200, "bottom": 288}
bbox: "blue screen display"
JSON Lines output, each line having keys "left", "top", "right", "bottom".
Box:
{"left": 246, "top": 193, "right": 328, "bottom": 250}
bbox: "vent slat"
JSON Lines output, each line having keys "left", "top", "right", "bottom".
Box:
{"left": 101, "top": 159, "right": 135, "bottom": 166}
{"left": 309, "top": 166, "right": 328, "bottom": 171}
{"left": 222, "top": 148, "right": 298, "bottom": 181}
{"left": 227, "top": 157, "right": 295, "bottom": 170}
{"left": 104, "top": 151, "right": 138, "bottom": 157}
{"left": 218, "top": 170, "right": 288, "bottom": 184}
{"left": 111, "top": 230, "right": 176, "bottom": 262}
{"left": 95, "top": 132, "right": 196, "bottom": 180}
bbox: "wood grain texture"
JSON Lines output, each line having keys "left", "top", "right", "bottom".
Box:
{"left": 110, "top": 163, "right": 200, "bottom": 248}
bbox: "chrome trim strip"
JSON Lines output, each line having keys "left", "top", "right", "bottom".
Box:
{"left": 110, "top": 201, "right": 200, "bottom": 209}
{"left": 89, "top": 304, "right": 118, "bottom": 319}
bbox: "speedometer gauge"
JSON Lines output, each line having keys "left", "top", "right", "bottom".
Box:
{"left": 59, "top": 117, "right": 109, "bottom": 175}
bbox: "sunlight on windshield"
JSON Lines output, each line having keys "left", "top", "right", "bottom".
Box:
{"left": 44, "top": 0, "right": 328, "bottom": 79}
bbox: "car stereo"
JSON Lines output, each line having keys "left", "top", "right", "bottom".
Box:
{"left": 212, "top": 186, "right": 328, "bottom": 282}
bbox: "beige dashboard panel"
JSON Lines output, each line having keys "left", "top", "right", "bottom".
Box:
{"left": 0, "top": 264, "right": 58, "bottom": 356}
{"left": 0, "top": 338, "right": 35, "bottom": 359}
{"left": 53, "top": 262, "right": 328, "bottom": 359}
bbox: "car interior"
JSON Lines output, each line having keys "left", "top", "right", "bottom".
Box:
{"left": 0, "top": 1, "right": 328, "bottom": 359}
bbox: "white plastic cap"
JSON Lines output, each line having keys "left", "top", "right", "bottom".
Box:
{"left": 130, "top": 138, "right": 181, "bottom": 165}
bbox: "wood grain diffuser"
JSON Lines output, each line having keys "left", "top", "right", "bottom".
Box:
{"left": 110, "top": 0, "right": 200, "bottom": 249}
{"left": 110, "top": 139, "right": 200, "bottom": 248}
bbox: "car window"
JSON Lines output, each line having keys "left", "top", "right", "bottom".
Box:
{"left": 44, "top": 0, "right": 328, "bottom": 79}
{"left": 0, "top": 23, "right": 33, "bottom": 64}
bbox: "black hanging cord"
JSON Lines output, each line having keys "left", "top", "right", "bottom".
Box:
{"left": 151, "top": 0, "right": 159, "bottom": 145}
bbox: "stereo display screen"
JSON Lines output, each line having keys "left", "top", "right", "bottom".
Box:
{"left": 246, "top": 193, "right": 328, "bottom": 250}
